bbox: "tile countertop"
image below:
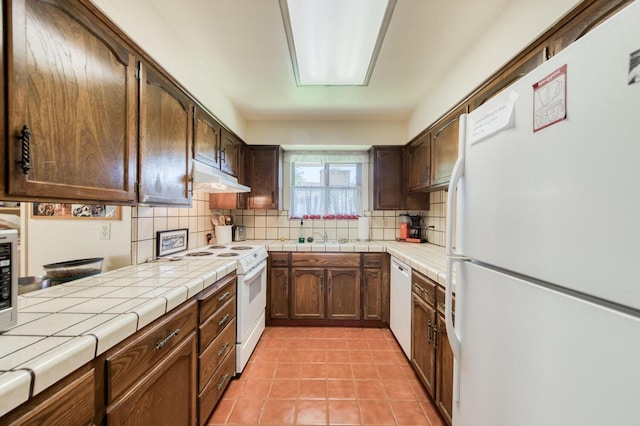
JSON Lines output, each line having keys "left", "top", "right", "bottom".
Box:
{"left": 0, "top": 239, "right": 450, "bottom": 418}
{"left": 263, "top": 239, "right": 452, "bottom": 288}
{"left": 0, "top": 257, "right": 237, "bottom": 417}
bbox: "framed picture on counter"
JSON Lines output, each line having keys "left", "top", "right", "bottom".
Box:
{"left": 157, "top": 229, "right": 189, "bottom": 257}
{"left": 30, "top": 203, "right": 121, "bottom": 220}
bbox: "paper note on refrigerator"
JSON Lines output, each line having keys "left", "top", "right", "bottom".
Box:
{"left": 468, "top": 91, "right": 518, "bottom": 145}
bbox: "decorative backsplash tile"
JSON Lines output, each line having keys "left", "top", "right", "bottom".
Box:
{"left": 131, "top": 191, "right": 213, "bottom": 264}
{"left": 217, "top": 190, "right": 448, "bottom": 247}
{"left": 130, "top": 190, "right": 449, "bottom": 262}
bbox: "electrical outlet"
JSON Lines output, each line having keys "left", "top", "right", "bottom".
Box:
{"left": 383, "top": 218, "right": 389, "bottom": 227}
{"left": 100, "top": 223, "right": 111, "bottom": 240}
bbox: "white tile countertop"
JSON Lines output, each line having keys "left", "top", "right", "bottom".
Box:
{"left": 0, "top": 257, "right": 237, "bottom": 417}
{"left": 263, "top": 239, "right": 451, "bottom": 288}
{"left": 0, "top": 239, "right": 450, "bottom": 418}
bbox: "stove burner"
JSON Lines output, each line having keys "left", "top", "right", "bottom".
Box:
{"left": 217, "top": 252, "right": 239, "bottom": 257}
{"left": 208, "top": 245, "right": 227, "bottom": 249}
{"left": 231, "top": 246, "right": 253, "bottom": 250}
{"left": 185, "top": 251, "right": 214, "bottom": 257}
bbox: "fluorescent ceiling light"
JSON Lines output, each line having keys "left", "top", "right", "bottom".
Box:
{"left": 280, "top": 0, "right": 396, "bottom": 86}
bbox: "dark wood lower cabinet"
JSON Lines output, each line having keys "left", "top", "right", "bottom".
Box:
{"left": 412, "top": 294, "right": 436, "bottom": 397}
{"left": 269, "top": 267, "right": 289, "bottom": 319}
{"left": 291, "top": 268, "right": 325, "bottom": 320}
{"left": 268, "top": 252, "right": 389, "bottom": 326}
{"left": 327, "top": 268, "right": 361, "bottom": 320}
{"left": 363, "top": 268, "right": 383, "bottom": 320}
{"left": 106, "top": 333, "right": 197, "bottom": 426}
{"left": 411, "top": 271, "right": 454, "bottom": 425}
{"left": 435, "top": 313, "right": 454, "bottom": 425}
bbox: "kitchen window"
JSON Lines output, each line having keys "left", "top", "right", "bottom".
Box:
{"left": 286, "top": 151, "right": 369, "bottom": 219}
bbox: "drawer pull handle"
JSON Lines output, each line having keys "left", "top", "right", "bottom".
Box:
{"left": 427, "top": 320, "right": 432, "bottom": 343}
{"left": 217, "top": 373, "right": 230, "bottom": 391}
{"left": 218, "top": 313, "right": 230, "bottom": 326}
{"left": 217, "top": 291, "right": 230, "bottom": 302}
{"left": 217, "top": 342, "right": 230, "bottom": 357}
{"left": 156, "top": 328, "right": 180, "bottom": 350}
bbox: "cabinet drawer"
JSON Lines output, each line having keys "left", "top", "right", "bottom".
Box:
{"left": 199, "top": 274, "right": 236, "bottom": 323}
{"left": 436, "top": 286, "right": 455, "bottom": 315}
{"left": 106, "top": 300, "right": 198, "bottom": 403}
{"left": 199, "top": 318, "right": 236, "bottom": 390}
{"left": 363, "top": 253, "right": 383, "bottom": 268}
{"left": 412, "top": 271, "right": 436, "bottom": 307}
{"left": 200, "top": 298, "right": 236, "bottom": 350}
{"left": 270, "top": 252, "right": 289, "bottom": 267}
{"left": 199, "top": 347, "right": 236, "bottom": 422}
{"left": 291, "top": 253, "right": 360, "bottom": 267}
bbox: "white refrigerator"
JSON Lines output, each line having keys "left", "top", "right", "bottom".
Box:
{"left": 445, "top": 2, "right": 640, "bottom": 425}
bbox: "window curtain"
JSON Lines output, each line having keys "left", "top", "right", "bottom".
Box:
{"left": 288, "top": 151, "right": 366, "bottom": 218}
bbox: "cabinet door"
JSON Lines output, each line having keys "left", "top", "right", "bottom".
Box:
{"left": 219, "top": 129, "right": 240, "bottom": 177}
{"left": 193, "top": 106, "right": 221, "bottom": 169}
{"left": 431, "top": 106, "right": 467, "bottom": 188}
{"left": 363, "top": 269, "right": 382, "bottom": 320}
{"left": 106, "top": 332, "right": 198, "bottom": 426}
{"left": 269, "top": 267, "right": 289, "bottom": 320}
{"left": 371, "top": 147, "right": 404, "bottom": 210}
{"left": 327, "top": 268, "right": 361, "bottom": 321}
{"left": 7, "top": 0, "right": 137, "bottom": 202}
{"left": 407, "top": 134, "right": 431, "bottom": 191}
{"left": 290, "top": 268, "right": 325, "bottom": 320}
{"left": 435, "top": 313, "right": 454, "bottom": 426}
{"left": 139, "top": 63, "right": 192, "bottom": 205}
{"left": 247, "top": 146, "right": 279, "bottom": 210}
{"left": 412, "top": 294, "right": 437, "bottom": 398}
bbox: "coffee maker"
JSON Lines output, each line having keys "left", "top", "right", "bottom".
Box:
{"left": 397, "top": 213, "right": 427, "bottom": 243}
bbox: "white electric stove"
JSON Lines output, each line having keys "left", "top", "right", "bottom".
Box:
{"left": 180, "top": 243, "right": 268, "bottom": 373}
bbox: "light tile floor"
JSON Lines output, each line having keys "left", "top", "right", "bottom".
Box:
{"left": 206, "top": 326, "right": 446, "bottom": 426}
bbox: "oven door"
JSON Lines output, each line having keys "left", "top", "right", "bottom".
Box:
{"left": 236, "top": 259, "right": 267, "bottom": 372}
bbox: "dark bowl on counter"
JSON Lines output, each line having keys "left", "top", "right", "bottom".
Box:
{"left": 42, "top": 257, "right": 104, "bottom": 284}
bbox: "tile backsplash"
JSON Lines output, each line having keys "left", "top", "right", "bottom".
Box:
{"left": 216, "top": 190, "right": 448, "bottom": 247}
{"left": 131, "top": 191, "right": 213, "bottom": 264}
{"left": 130, "top": 190, "right": 448, "bottom": 264}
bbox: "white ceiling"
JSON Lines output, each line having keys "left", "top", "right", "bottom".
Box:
{"left": 148, "top": 0, "right": 513, "bottom": 121}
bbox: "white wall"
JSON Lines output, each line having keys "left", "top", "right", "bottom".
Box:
{"left": 23, "top": 205, "right": 132, "bottom": 276}
{"left": 407, "top": 0, "right": 582, "bottom": 140}
{"left": 245, "top": 119, "right": 407, "bottom": 147}
{"left": 90, "top": 0, "right": 247, "bottom": 138}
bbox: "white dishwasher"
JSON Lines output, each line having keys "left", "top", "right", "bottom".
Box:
{"left": 390, "top": 256, "right": 412, "bottom": 358}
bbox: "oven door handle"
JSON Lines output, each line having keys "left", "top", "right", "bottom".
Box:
{"left": 242, "top": 261, "right": 267, "bottom": 283}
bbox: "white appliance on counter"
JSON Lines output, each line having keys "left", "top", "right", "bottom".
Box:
{"left": 0, "top": 230, "right": 18, "bottom": 332}
{"left": 446, "top": 3, "right": 640, "bottom": 425}
{"left": 181, "top": 243, "right": 268, "bottom": 373}
{"left": 390, "top": 256, "right": 411, "bottom": 358}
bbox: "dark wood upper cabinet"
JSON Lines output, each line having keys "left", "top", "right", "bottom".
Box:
{"left": 546, "top": 0, "right": 631, "bottom": 57}
{"left": 220, "top": 128, "right": 241, "bottom": 177}
{"left": 5, "top": 0, "right": 137, "bottom": 203}
{"left": 371, "top": 146, "right": 429, "bottom": 210}
{"left": 431, "top": 105, "right": 468, "bottom": 188}
{"left": 193, "top": 106, "right": 221, "bottom": 169}
{"left": 246, "top": 146, "right": 281, "bottom": 210}
{"left": 407, "top": 134, "right": 431, "bottom": 192}
{"left": 138, "top": 63, "right": 192, "bottom": 206}
{"left": 371, "top": 146, "right": 404, "bottom": 210}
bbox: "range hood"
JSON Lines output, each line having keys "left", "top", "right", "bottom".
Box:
{"left": 191, "top": 160, "right": 250, "bottom": 193}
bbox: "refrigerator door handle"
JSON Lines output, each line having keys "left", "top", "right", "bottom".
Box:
{"left": 446, "top": 256, "right": 462, "bottom": 402}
